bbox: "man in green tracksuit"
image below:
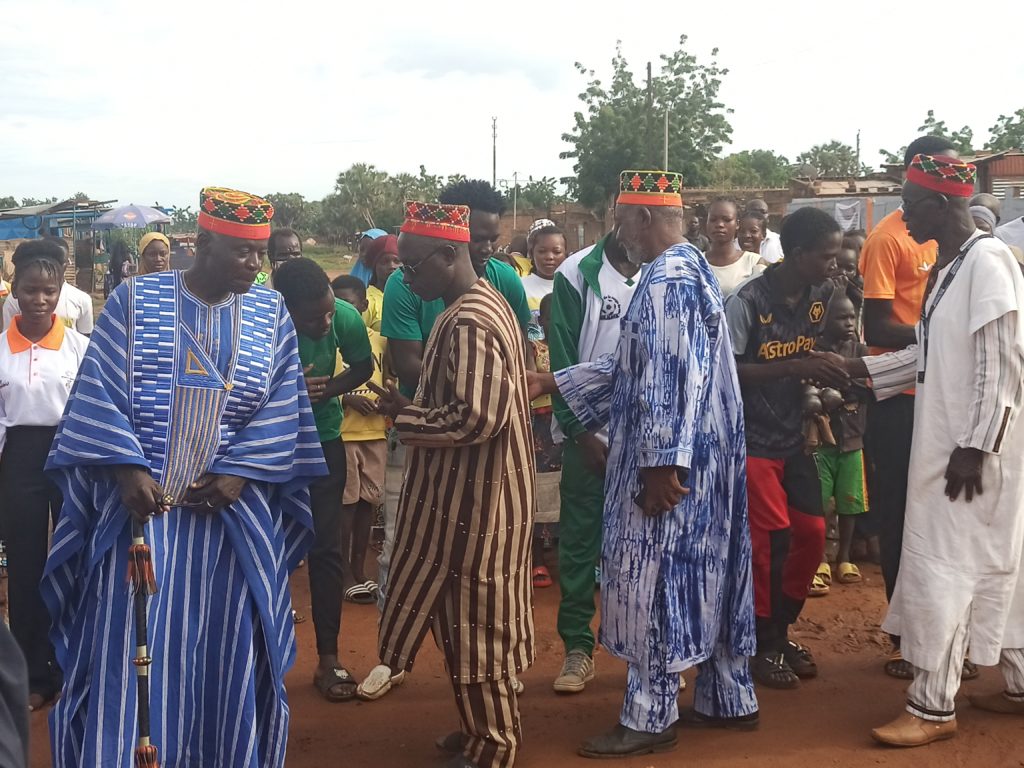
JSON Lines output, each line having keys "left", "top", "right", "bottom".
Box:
{"left": 548, "top": 231, "right": 639, "bottom": 693}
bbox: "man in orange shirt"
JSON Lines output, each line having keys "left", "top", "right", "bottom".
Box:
{"left": 859, "top": 135, "right": 977, "bottom": 681}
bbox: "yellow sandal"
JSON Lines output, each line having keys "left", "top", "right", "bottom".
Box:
{"left": 808, "top": 563, "right": 831, "bottom": 597}
{"left": 837, "top": 561, "right": 862, "bottom": 584}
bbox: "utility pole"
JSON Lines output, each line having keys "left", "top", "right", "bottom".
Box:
{"left": 492, "top": 117, "right": 497, "bottom": 188}
{"left": 664, "top": 109, "right": 669, "bottom": 170}
{"left": 512, "top": 171, "right": 518, "bottom": 230}
{"left": 856, "top": 129, "right": 861, "bottom": 173}
{"left": 646, "top": 62, "right": 653, "bottom": 165}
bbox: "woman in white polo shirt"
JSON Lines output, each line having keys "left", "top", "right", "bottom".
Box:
{"left": 0, "top": 239, "right": 88, "bottom": 711}
{"left": 1, "top": 236, "right": 94, "bottom": 335}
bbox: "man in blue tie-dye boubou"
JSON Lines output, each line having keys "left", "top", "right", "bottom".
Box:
{"left": 532, "top": 169, "right": 758, "bottom": 760}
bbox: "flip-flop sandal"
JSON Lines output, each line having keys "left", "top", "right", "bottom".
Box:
{"left": 532, "top": 566, "right": 553, "bottom": 588}
{"left": 752, "top": 651, "right": 800, "bottom": 690}
{"left": 363, "top": 580, "right": 380, "bottom": 596}
{"left": 313, "top": 666, "right": 358, "bottom": 702}
{"left": 884, "top": 651, "right": 914, "bottom": 680}
{"left": 356, "top": 664, "right": 407, "bottom": 701}
{"left": 344, "top": 584, "right": 376, "bottom": 605}
{"left": 808, "top": 572, "right": 830, "bottom": 597}
{"left": 837, "top": 562, "right": 862, "bottom": 584}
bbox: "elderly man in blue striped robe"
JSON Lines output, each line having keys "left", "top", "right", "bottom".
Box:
{"left": 41, "top": 187, "right": 326, "bottom": 768}
{"left": 534, "top": 171, "right": 758, "bottom": 760}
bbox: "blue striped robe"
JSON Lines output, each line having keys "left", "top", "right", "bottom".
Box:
{"left": 554, "top": 243, "right": 756, "bottom": 669}
{"left": 42, "top": 272, "right": 326, "bottom": 768}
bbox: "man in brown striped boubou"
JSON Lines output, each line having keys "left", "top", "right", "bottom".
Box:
{"left": 368, "top": 200, "right": 536, "bottom": 768}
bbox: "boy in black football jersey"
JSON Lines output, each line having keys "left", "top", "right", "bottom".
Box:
{"left": 725, "top": 207, "right": 849, "bottom": 690}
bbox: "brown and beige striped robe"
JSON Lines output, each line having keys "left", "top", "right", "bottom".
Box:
{"left": 380, "top": 279, "right": 536, "bottom": 684}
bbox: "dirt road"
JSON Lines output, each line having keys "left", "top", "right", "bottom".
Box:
{"left": 28, "top": 563, "right": 1024, "bottom": 767}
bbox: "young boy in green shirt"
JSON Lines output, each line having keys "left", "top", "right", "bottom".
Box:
{"left": 273, "top": 258, "right": 372, "bottom": 703}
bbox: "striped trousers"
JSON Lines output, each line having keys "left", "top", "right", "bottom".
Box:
{"left": 452, "top": 679, "right": 521, "bottom": 768}
{"left": 907, "top": 615, "right": 1024, "bottom": 722}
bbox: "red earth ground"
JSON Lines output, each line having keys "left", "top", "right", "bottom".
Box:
{"left": 28, "top": 562, "right": 1024, "bottom": 767}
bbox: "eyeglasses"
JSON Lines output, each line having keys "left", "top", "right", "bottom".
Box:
{"left": 400, "top": 245, "right": 445, "bottom": 279}
{"left": 902, "top": 193, "right": 941, "bottom": 216}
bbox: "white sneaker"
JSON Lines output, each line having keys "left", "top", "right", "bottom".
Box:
{"left": 553, "top": 650, "right": 595, "bottom": 694}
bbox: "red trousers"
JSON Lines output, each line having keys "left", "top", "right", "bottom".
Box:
{"left": 747, "top": 455, "right": 825, "bottom": 625}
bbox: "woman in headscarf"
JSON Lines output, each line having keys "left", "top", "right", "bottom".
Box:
{"left": 137, "top": 232, "right": 171, "bottom": 275}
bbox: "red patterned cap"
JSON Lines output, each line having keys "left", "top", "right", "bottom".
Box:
{"left": 399, "top": 201, "right": 471, "bottom": 243}
{"left": 197, "top": 187, "right": 274, "bottom": 239}
{"left": 906, "top": 155, "right": 977, "bottom": 198}
{"left": 617, "top": 170, "right": 684, "bottom": 207}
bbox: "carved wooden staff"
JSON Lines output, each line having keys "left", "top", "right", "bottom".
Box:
{"left": 127, "top": 517, "right": 159, "bottom": 767}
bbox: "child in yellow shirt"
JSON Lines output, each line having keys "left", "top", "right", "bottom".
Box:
{"left": 333, "top": 276, "right": 388, "bottom": 604}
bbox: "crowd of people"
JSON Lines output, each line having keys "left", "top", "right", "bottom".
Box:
{"left": 1, "top": 133, "right": 1024, "bottom": 768}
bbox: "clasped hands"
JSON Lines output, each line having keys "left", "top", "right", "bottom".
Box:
{"left": 114, "top": 466, "right": 248, "bottom": 523}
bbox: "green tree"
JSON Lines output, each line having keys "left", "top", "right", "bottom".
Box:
{"left": 509, "top": 177, "right": 565, "bottom": 213}
{"left": 0, "top": 196, "right": 17, "bottom": 209}
{"left": 20, "top": 196, "right": 58, "bottom": 206}
{"left": 879, "top": 110, "right": 976, "bottom": 164}
{"left": 168, "top": 205, "right": 197, "bottom": 234}
{"left": 561, "top": 36, "right": 733, "bottom": 208}
{"left": 334, "top": 163, "right": 391, "bottom": 230}
{"left": 710, "top": 150, "right": 791, "bottom": 188}
{"left": 796, "top": 141, "right": 869, "bottom": 177}
{"left": 264, "top": 193, "right": 307, "bottom": 230}
{"left": 986, "top": 108, "right": 1024, "bottom": 151}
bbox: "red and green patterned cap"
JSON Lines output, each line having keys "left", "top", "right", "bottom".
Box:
{"left": 617, "top": 170, "right": 684, "bottom": 207}
{"left": 399, "top": 201, "right": 470, "bottom": 242}
{"left": 198, "top": 187, "right": 275, "bottom": 239}
{"left": 906, "top": 155, "right": 977, "bottom": 198}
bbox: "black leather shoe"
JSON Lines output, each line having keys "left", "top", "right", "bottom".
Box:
{"left": 677, "top": 706, "right": 760, "bottom": 731}
{"left": 436, "top": 731, "right": 468, "bottom": 754}
{"left": 578, "top": 724, "right": 678, "bottom": 759}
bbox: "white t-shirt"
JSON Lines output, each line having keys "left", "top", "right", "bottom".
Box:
{"left": 3, "top": 281, "right": 94, "bottom": 335}
{"left": 996, "top": 217, "right": 1024, "bottom": 252}
{"left": 593, "top": 259, "right": 637, "bottom": 360}
{"left": 709, "top": 251, "right": 765, "bottom": 296}
{"left": 0, "top": 319, "right": 89, "bottom": 455}
{"left": 760, "top": 230, "right": 784, "bottom": 264}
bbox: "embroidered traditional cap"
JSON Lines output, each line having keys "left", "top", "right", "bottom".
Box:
{"left": 906, "top": 154, "right": 977, "bottom": 198}
{"left": 197, "top": 187, "right": 275, "bottom": 239}
{"left": 399, "top": 201, "right": 471, "bottom": 242}
{"left": 617, "top": 170, "right": 684, "bottom": 207}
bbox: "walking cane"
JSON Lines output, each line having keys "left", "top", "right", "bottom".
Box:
{"left": 127, "top": 517, "right": 160, "bottom": 767}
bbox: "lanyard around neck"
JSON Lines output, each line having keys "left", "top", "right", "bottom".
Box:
{"left": 917, "top": 233, "right": 993, "bottom": 383}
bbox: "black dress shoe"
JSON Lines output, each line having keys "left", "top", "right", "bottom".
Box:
{"left": 578, "top": 723, "right": 678, "bottom": 759}
{"left": 677, "top": 706, "right": 760, "bottom": 731}
{"left": 436, "top": 731, "right": 468, "bottom": 754}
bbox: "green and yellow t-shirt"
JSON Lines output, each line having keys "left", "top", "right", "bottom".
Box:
{"left": 297, "top": 298, "right": 372, "bottom": 442}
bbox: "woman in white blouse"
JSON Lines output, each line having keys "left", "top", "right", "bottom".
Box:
{"left": 705, "top": 197, "right": 768, "bottom": 295}
{"left": 0, "top": 240, "right": 88, "bottom": 711}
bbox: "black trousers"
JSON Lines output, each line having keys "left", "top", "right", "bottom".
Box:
{"left": 0, "top": 425, "right": 62, "bottom": 695}
{"left": 864, "top": 394, "right": 914, "bottom": 605}
{"left": 307, "top": 439, "right": 347, "bottom": 657}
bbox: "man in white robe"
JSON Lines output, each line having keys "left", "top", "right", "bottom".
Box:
{"left": 822, "top": 154, "right": 1024, "bottom": 746}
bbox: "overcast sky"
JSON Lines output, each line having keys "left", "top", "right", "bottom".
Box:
{"left": 2, "top": 0, "right": 1022, "bottom": 209}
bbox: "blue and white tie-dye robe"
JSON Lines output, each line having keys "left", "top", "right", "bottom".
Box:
{"left": 555, "top": 243, "right": 755, "bottom": 669}
{"left": 41, "top": 272, "right": 326, "bottom": 768}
